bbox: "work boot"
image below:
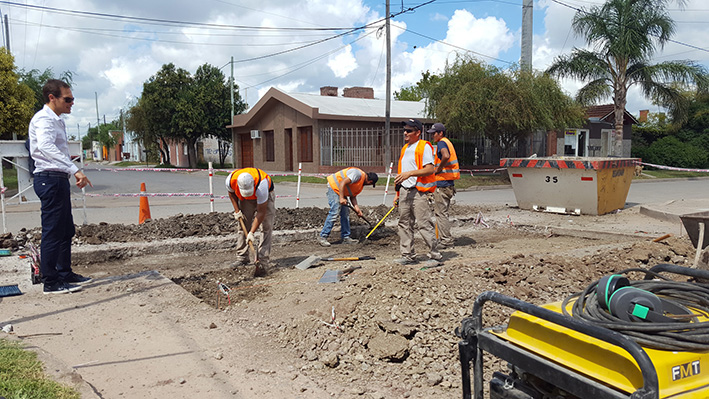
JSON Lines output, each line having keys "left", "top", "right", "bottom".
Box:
{"left": 422, "top": 259, "right": 441, "bottom": 268}
{"left": 318, "top": 236, "right": 331, "bottom": 247}
{"left": 393, "top": 256, "right": 416, "bottom": 265}
{"left": 341, "top": 237, "right": 358, "bottom": 244}
{"left": 428, "top": 251, "right": 443, "bottom": 261}
{"left": 231, "top": 257, "right": 249, "bottom": 268}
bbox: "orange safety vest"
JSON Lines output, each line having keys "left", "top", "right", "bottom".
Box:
{"left": 229, "top": 168, "right": 273, "bottom": 200}
{"left": 434, "top": 137, "right": 460, "bottom": 181}
{"left": 327, "top": 167, "right": 366, "bottom": 197}
{"left": 398, "top": 140, "right": 436, "bottom": 193}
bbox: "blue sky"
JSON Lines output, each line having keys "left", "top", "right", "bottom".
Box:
{"left": 1, "top": 0, "right": 707, "bottom": 136}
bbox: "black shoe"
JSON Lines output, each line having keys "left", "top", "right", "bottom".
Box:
{"left": 43, "top": 282, "right": 82, "bottom": 294}
{"left": 64, "top": 273, "right": 92, "bottom": 284}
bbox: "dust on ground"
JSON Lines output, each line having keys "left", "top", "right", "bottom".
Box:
{"left": 2, "top": 204, "right": 698, "bottom": 398}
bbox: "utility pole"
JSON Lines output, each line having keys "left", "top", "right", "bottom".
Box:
{"left": 3, "top": 14, "right": 10, "bottom": 54}
{"left": 230, "top": 56, "right": 235, "bottom": 121}
{"left": 95, "top": 92, "right": 100, "bottom": 132}
{"left": 520, "top": 0, "right": 533, "bottom": 70}
{"left": 384, "top": 0, "right": 391, "bottom": 168}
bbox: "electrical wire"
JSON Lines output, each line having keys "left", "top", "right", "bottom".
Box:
{"left": 562, "top": 268, "right": 709, "bottom": 351}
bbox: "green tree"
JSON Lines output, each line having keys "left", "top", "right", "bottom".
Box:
{"left": 424, "top": 57, "right": 585, "bottom": 156}
{"left": 141, "top": 63, "right": 192, "bottom": 165}
{"left": 394, "top": 71, "right": 439, "bottom": 104}
{"left": 0, "top": 48, "right": 35, "bottom": 140}
{"left": 18, "top": 67, "right": 74, "bottom": 112}
{"left": 546, "top": 0, "right": 708, "bottom": 157}
{"left": 174, "top": 63, "right": 241, "bottom": 168}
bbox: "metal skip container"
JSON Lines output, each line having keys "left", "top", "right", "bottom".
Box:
{"left": 500, "top": 157, "right": 639, "bottom": 216}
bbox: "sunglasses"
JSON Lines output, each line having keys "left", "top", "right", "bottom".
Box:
{"left": 61, "top": 96, "right": 75, "bottom": 103}
{"left": 404, "top": 128, "right": 416, "bottom": 133}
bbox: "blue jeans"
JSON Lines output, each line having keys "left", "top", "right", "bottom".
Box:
{"left": 320, "top": 187, "right": 350, "bottom": 239}
{"left": 34, "top": 172, "right": 76, "bottom": 285}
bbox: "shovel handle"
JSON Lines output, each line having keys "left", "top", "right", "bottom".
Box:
{"left": 323, "top": 256, "right": 375, "bottom": 261}
{"left": 366, "top": 204, "right": 396, "bottom": 238}
{"left": 238, "top": 217, "right": 258, "bottom": 260}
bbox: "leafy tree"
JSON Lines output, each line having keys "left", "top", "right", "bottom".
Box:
{"left": 394, "top": 71, "right": 438, "bottom": 104}
{"left": 174, "top": 63, "right": 242, "bottom": 168}
{"left": 546, "top": 0, "right": 708, "bottom": 157}
{"left": 0, "top": 48, "right": 35, "bottom": 140}
{"left": 424, "top": 57, "right": 585, "bottom": 156}
{"left": 85, "top": 121, "right": 120, "bottom": 151}
{"left": 18, "top": 67, "right": 74, "bottom": 112}
{"left": 128, "top": 63, "right": 243, "bottom": 168}
{"left": 141, "top": 63, "right": 192, "bottom": 165}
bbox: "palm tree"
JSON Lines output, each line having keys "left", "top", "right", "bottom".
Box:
{"left": 546, "top": 0, "right": 707, "bottom": 157}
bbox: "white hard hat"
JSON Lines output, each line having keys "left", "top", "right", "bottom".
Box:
{"left": 237, "top": 173, "right": 255, "bottom": 197}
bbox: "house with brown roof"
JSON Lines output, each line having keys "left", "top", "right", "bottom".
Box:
{"left": 547, "top": 104, "right": 638, "bottom": 157}
{"left": 227, "top": 86, "right": 434, "bottom": 173}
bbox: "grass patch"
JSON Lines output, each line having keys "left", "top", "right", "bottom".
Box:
{"left": 0, "top": 339, "right": 80, "bottom": 399}
{"left": 113, "top": 161, "right": 146, "bottom": 167}
{"left": 2, "top": 168, "right": 18, "bottom": 191}
{"left": 457, "top": 173, "right": 510, "bottom": 189}
{"left": 636, "top": 169, "right": 709, "bottom": 179}
{"left": 271, "top": 175, "right": 327, "bottom": 184}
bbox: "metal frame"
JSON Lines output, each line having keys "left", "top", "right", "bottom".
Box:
{"left": 457, "top": 291, "right": 659, "bottom": 399}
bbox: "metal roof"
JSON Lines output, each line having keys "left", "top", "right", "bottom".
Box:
{"left": 283, "top": 89, "right": 428, "bottom": 119}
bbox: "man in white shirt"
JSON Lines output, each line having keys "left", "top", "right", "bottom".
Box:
{"left": 29, "top": 79, "right": 93, "bottom": 294}
{"left": 393, "top": 119, "right": 441, "bottom": 267}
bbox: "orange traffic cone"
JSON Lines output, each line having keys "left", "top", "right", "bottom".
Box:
{"left": 139, "top": 182, "right": 152, "bottom": 224}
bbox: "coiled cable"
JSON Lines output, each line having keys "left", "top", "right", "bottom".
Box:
{"left": 562, "top": 268, "right": 709, "bottom": 351}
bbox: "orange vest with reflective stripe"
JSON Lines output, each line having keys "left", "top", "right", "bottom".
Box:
{"left": 327, "top": 167, "right": 366, "bottom": 197}
{"left": 435, "top": 137, "right": 460, "bottom": 181}
{"left": 229, "top": 168, "right": 273, "bottom": 201}
{"left": 398, "top": 140, "right": 436, "bottom": 193}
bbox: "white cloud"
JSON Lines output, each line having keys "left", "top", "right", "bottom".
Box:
{"left": 328, "top": 45, "right": 358, "bottom": 78}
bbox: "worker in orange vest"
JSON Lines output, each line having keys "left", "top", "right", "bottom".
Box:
{"left": 226, "top": 168, "right": 275, "bottom": 270}
{"left": 318, "top": 167, "right": 379, "bottom": 247}
{"left": 393, "top": 118, "right": 441, "bottom": 267}
{"left": 430, "top": 123, "right": 460, "bottom": 249}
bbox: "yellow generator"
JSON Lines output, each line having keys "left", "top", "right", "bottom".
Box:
{"left": 457, "top": 264, "right": 709, "bottom": 399}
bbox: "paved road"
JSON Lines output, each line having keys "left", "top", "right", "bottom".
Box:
{"left": 2, "top": 163, "right": 707, "bottom": 233}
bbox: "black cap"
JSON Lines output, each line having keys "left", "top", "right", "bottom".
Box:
{"left": 401, "top": 118, "right": 423, "bottom": 132}
{"left": 366, "top": 172, "right": 378, "bottom": 188}
{"left": 427, "top": 122, "right": 445, "bottom": 134}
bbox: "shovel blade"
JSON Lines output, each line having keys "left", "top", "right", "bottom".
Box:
{"left": 295, "top": 255, "right": 321, "bottom": 270}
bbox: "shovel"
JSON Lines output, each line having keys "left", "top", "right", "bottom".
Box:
{"left": 237, "top": 216, "right": 261, "bottom": 276}
{"left": 296, "top": 255, "right": 375, "bottom": 270}
{"left": 346, "top": 202, "right": 372, "bottom": 226}
{"left": 364, "top": 203, "right": 396, "bottom": 241}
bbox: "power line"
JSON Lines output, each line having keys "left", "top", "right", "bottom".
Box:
{"left": 393, "top": 24, "right": 514, "bottom": 64}
{"left": 0, "top": 1, "right": 355, "bottom": 31}
{"left": 9, "top": 18, "right": 336, "bottom": 47}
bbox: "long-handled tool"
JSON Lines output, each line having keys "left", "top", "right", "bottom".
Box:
{"left": 365, "top": 203, "right": 396, "bottom": 240}
{"left": 296, "top": 255, "right": 375, "bottom": 270}
{"left": 346, "top": 201, "right": 372, "bottom": 226}
{"left": 237, "top": 216, "right": 261, "bottom": 275}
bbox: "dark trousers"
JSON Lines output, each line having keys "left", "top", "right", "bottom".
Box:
{"left": 33, "top": 172, "right": 76, "bottom": 285}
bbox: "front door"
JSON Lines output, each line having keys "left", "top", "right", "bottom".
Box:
{"left": 285, "top": 128, "right": 293, "bottom": 171}
{"left": 240, "top": 134, "right": 253, "bottom": 168}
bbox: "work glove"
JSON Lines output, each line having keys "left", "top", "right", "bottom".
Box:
{"left": 246, "top": 232, "right": 255, "bottom": 245}
{"left": 394, "top": 197, "right": 399, "bottom": 208}
{"left": 233, "top": 210, "right": 244, "bottom": 221}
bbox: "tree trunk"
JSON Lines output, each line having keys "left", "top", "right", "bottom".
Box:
{"left": 613, "top": 87, "right": 627, "bottom": 157}
{"left": 160, "top": 137, "right": 171, "bottom": 165}
{"left": 187, "top": 138, "right": 198, "bottom": 169}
